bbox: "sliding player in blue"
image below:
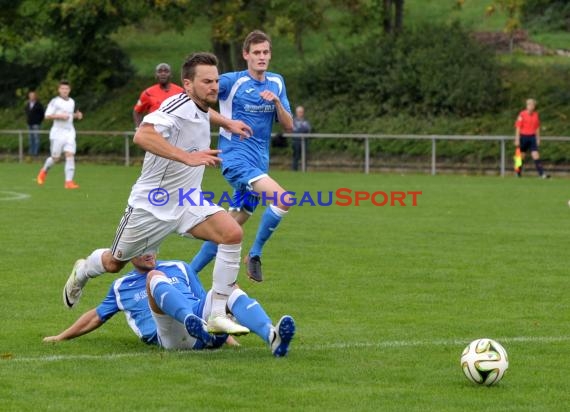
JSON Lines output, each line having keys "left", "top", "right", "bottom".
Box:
{"left": 191, "top": 30, "right": 294, "bottom": 282}
{"left": 44, "top": 252, "right": 296, "bottom": 357}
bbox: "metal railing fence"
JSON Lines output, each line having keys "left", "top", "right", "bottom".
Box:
{"left": 2, "top": 129, "right": 569, "bottom": 176}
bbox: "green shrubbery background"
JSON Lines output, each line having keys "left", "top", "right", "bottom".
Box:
{"left": 1, "top": 1, "right": 568, "bottom": 164}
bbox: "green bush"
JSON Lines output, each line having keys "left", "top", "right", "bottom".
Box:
{"left": 522, "top": 0, "right": 570, "bottom": 32}
{"left": 299, "top": 23, "right": 502, "bottom": 128}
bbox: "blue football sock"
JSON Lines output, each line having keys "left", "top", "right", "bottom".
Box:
{"left": 152, "top": 281, "right": 198, "bottom": 324}
{"left": 229, "top": 293, "right": 272, "bottom": 343}
{"left": 249, "top": 206, "right": 283, "bottom": 258}
{"left": 190, "top": 241, "right": 218, "bottom": 273}
{"left": 534, "top": 159, "right": 544, "bottom": 176}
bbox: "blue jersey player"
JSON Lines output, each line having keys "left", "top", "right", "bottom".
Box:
{"left": 191, "top": 30, "right": 294, "bottom": 282}
{"left": 44, "top": 252, "right": 296, "bottom": 357}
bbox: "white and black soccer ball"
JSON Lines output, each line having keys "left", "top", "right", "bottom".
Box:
{"left": 460, "top": 338, "right": 509, "bottom": 386}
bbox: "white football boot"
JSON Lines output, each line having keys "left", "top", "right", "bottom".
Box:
{"left": 63, "top": 259, "right": 86, "bottom": 309}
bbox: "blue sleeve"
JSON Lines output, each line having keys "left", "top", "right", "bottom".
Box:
{"left": 183, "top": 262, "right": 207, "bottom": 299}
{"left": 95, "top": 283, "right": 120, "bottom": 322}
{"left": 218, "top": 73, "right": 235, "bottom": 100}
{"left": 278, "top": 75, "right": 291, "bottom": 121}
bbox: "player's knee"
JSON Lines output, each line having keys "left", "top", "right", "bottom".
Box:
{"left": 147, "top": 270, "right": 168, "bottom": 294}
{"left": 277, "top": 191, "right": 293, "bottom": 211}
{"left": 220, "top": 222, "right": 243, "bottom": 244}
{"left": 52, "top": 156, "right": 61, "bottom": 163}
{"left": 104, "top": 258, "right": 125, "bottom": 273}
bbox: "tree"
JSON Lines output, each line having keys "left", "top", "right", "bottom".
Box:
{"left": 485, "top": 0, "right": 524, "bottom": 52}
{"left": 383, "top": 0, "right": 405, "bottom": 34}
{"left": 269, "top": 0, "right": 327, "bottom": 56}
{"left": 206, "top": 0, "right": 268, "bottom": 72}
{"left": 0, "top": 0, "right": 191, "bottom": 107}
{"left": 331, "top": 0, "right": 404, "bottom": 39}
{"left": 203, "top": 0, "right": 328, "bottom": 70}
{"left": 522, "top": 0, "right": 570, "bottom": 32}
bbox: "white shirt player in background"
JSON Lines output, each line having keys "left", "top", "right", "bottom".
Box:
{"left": 36, "top": 80, "right": 83, "bottom": 189}
{"left": 63, "top": 52, "right": 253, "bottom": 336}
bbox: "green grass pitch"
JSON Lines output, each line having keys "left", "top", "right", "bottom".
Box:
{"left": 0, "top": 163, "right": 569, "bottom": 411}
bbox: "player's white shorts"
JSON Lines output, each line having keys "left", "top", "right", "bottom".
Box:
{"left": 152, "top": 311, "right": 198, "bottom": 349}
{"left": 110, "top": 204, "right": 224, "bottom": 261}
{"left": 49, "top": 129, "right": 76, "bottom": 156}
{"left": 151, "top": 287, "right": 213, "bottom": 350}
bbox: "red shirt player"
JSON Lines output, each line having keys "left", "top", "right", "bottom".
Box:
{"left": 514, "top": 98, "right": 548, "bottom": 178}
{"left": 133, "top": 63, "right": 184, "bottom": 127}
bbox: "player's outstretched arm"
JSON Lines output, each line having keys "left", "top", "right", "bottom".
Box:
{"left": 43, "top": 309, "right": 104, "bottom": 342}
{"left": 208, "top": 108, "right": 252, "bottom": 139}
{"left": 134, "top": 124, "right": 222, "bottom": 167}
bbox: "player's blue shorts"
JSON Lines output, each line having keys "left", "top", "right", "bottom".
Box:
{"left": 520, "top": 135, "right": 538, "bottom": 152}
{"left": 222, "top": 162, "right": 267, "bottom": 214}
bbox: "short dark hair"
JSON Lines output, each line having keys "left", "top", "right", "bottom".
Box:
{"left": 59, "top": 80, "right": 70, "bottom": 86}
{"left": 243, "top": 30, "right": 271, "bottom": 52}
{"left": 181, "top": 52, "right": 218, "bottom": 81}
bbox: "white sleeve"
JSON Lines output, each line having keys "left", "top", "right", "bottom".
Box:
{"left": 44, "top": 98, "right": 57, "bottom": 116}
{"left": 141, "top": 111, "right": 178, "bottom": 140}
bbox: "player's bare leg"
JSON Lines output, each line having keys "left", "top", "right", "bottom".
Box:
{"left": 189, "top": 211, "right": 249, "bottom": 335}
{"left": 229, "top": 209, "right": 251, "bottom": 225}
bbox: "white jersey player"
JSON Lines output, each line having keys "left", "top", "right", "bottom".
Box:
{"left": 36, "top": 80, "right": 83, "bottom": 189}
{"left": 62, "top": 52, "right": 253, "bottom": 336}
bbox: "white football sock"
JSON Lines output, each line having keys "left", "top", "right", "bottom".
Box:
{"left": 64, "top": 157, "right": 75, "bottom": 181}
{"left": 76, "top": 248, "right": 108, "bottom": 285}
{"left": 270, "top": 203, "right": 288, "bottom": 217}
{"left": 226, "top": 289, "right": 247, "bottom": 312}
{"left": 43, "top": 157, "right": 54, "bottom": 171}
{"left": 211, "top": 243, "right": 241, "bottom": 317}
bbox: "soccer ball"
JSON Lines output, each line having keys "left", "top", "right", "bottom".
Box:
{"left": 460, "top": 338, "right": 509, "bottom": 386}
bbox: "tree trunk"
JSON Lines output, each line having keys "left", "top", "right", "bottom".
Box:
{"left": 212, "top": 40, "right": 233, "bottom": 73}
{"left": 394, "top": 0, "right": 404, "bottom": 33}
{"left": 295, "top": 25, "right": 304, "bottom": 56}
{"left": 383, "top": 0, "right": 393, "bottom": 34}
{"left": 231, "top": 40, "right": 247, "bottom": 71}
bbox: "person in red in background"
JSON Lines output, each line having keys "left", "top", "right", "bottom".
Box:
{"left": 514, "top": 98, "right": 549, "bottom": 179}
{"left": 133, "top": 63, "right": 184, "bottom": 128}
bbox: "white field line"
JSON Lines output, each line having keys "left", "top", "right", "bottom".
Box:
{"left": 3, "top": 335, "right": 570, "bottom": 363}
{"left": 0, "top": 191, "right": 30, "bottom": 201}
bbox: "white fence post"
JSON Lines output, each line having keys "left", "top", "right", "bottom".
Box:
{"left": 124, "top": 133, "right": 131, "bottom": 167}
{"left": 364, "top": 137, "right": 370, "bottom": 174}
{"left": 18, "top": 131, "right": 24, "bottom": 163}
{"left": 431, "top": 137, "right": 436, "bottom": 176}
{"left": 500, "top": 138, "right": 506, "bottom": 177}
{"left": 301, "top": 136, "right": 306, "bottom": 173}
